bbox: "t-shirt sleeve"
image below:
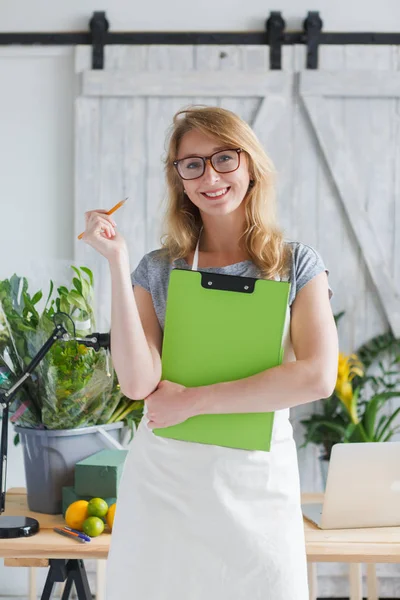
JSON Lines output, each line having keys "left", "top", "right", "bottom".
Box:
{"left": 289, "top": 242, "right": 333, "bottom": 306}
{"left": 130, "top": 254, "right": 150, "bottom": 293}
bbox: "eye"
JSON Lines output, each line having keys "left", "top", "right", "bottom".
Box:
{"left": 216, "top": 154, "right": 233, "bottom": 163}
{"left": 186, "top": 160, "right": 202, "bottom": 170}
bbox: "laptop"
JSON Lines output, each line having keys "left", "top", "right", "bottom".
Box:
{"left": 301, "top": 441, "right": 400, "bottom": 529}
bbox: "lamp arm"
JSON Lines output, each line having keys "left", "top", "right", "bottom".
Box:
{"left": 0, "top": 323, "right": 68, "bottom": 513}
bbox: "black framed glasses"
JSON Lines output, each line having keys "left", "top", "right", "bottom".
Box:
{"left": 173, "top": 148, "right": 243, "bottom": 181}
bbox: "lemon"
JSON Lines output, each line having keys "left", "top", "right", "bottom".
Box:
{"left": 87, "top": 497, "right": 108, "bottom": 518}
{"left": 106, "top": 503, "right": 116, "bottom": 531}
{"left": 82, "top": 516, "right": 105, "bottom": 537}
{"left": 65, "top": 500, "right": 89, "bottom": 532}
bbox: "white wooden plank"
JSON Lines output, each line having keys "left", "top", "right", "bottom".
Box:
{"left": 301, "top": 70, "right": 400, "bottom": 97}
{"left": 82, "top": 70, "right": 290, "bottom": 97}
{"left": 194, "top": 45, "right": 223, "bottom": 70}
{"left": 192, "top": 46, "right": 220, "bottom": 108}
{"left": 218, "top": 46, "right": 251, "bottom": 118}
{"left": 303, "top": 48, "right": 350, "bottom": 507}
{"left": 89, "top": 97, "right": 126, "bottom": 330}
{"left": 290, "top": 45, "right": 320, "bottom": 496}
{"left": 146, "top": 47, "right": 195, "bottom": 252}
{"left": 121, "top": 98, "right": 147, "bottom": 270}
{"left": 211, "top": 45, "right": 242, "bottom": 71}
{"left": 105, "top": 45, "right": 149, "bottom": 70}
{"left": 301, "top": 92, "right": 400, "bottom": 337}
{"left": 273, "top": 45, "right": 294, "bottom": 234}
{"left": 74, "top": 97, "right": 109, "bottom": 330}
{"left": 99, "top": 99, "right": 125, "bottom": 207}
{"left": 391, "top": 46, "right": 400, "bottom": 443}
{"left": 316, "top": 46, "right": 354, "bottom": 350}
{"left": 343, "top": 47, "right": 384, "bottom": 351}
{"left": 349, "top": 47, "right": 394, "bottom": 348}
{"left": 74, "top": 97, "right": 100, "bottom": 261}
{"left": 217, "top": 47, "right": 260, "bottom": 127}
{"left": 395, "top": 46, "right": 400, "bottom": 288}
{"left": 237, "top": 47, "right": 270, "bottom": 124}
{"left": 344, "top": 47, "right": 396, "bottom": 353}
{"left": 242, "top": 45, "right": 269, "bottom": 71}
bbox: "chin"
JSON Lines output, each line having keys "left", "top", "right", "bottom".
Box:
{"left": 198, "top": 197, "right": 243, "bottom": 217}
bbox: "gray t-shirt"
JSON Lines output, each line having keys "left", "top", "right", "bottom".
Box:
{"left": 131, "top": 241, "right": 332, "bottom": 330}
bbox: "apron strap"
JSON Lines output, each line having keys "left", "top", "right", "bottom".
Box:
{"left": 192, "top": 227, "right": 203, "bottom": 271}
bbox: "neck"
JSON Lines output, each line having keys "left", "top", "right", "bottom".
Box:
{"left": 199, "top": 210, "right": 246, "bottom": 254}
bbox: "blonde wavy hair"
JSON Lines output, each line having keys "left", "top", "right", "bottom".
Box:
{"left": 161, "top": 105, "right": 291, "bottom": 279}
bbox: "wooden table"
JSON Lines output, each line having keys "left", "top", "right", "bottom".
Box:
{"left": 303, "top": 492, "right": 400, "bottom": 600}
{"left": 1, "top": 488, "right": 109, "bottom": 600}
{"left": 2, "top": 489, "right": 400, "bottom": 600}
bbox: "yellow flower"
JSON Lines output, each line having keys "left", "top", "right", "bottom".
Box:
{"left": 335, "top": 353, "right": 364, "bottom": 424}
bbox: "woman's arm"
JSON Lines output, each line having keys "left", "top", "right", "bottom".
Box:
{"left": 109, "top": 252, "right": 162, "bottom": 400}
{"left": 191, "top": 271, "right": 338, "bottom": 415}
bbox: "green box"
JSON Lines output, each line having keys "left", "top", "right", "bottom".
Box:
{"left": 62, "top": 486, "right": 117, "bottom": 517}
{"left": 74, "top": 449, "right": 128, "bottom": 498}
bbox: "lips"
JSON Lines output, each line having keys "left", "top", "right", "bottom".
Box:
{"left": 201, "top": 187, "right": 231, "bottom": 199}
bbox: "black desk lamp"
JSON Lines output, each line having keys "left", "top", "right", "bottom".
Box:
{"left": 0, "top": 316, "right": 110, "bottom": 538}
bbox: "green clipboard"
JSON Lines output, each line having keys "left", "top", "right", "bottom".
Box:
{"left": 153, "top": 268, "right": 290, "bottom": 451}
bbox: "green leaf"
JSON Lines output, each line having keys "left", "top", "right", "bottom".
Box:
{"left": 299, "top": 420, "right": 348, "bottom": 449}
{"left": 70, "top": 266, "right": 83, "bottom": 282}
{"left": 43, "top": 280, "right": 54, "bottom": 311}
{"left": 376, "top": 406, "right": 400, "bottom": 441}
{"left": 375, "top": 414, "right": 389, "bottom": 439}
{"left": 79, "top": 277, "right": 91, "bottom": 302}
{"left": 66, "top": 291, "right": 87, "bottom": 312}
{"left": 57, "top": 286, "right": 69, "bottom": 296}
{"left": 72, "top": 278, "right": 83, "bottom": 295}
{"left": 31, "top": 291, "right": 43, "bottom": 305}
{"left": 80, "top": 267, "right": 94, "bottom": 287}
{"left": 59, "top": 296, "right": 69, "bottom": 314}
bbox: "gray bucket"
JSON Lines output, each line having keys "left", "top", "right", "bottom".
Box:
{"left": 15, "top": 422, "right": 126, "bottom": 514}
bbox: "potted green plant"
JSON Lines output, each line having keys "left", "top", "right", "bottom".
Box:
{"left": 0, "top": 266, "right": 143, "bottom": 513}
{"left": 300, "top": 327, "right": 400, "bottom": 489}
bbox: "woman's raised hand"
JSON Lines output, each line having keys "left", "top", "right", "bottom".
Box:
{"left": 81, "top": 209, "right": 128, "bottom": 261}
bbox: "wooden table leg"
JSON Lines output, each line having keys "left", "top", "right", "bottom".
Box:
{"left": 96, "top": 559, "right": 107, "bottom": 600}
{"left": 29, "top": 567, "right": 36, "bottom": 600}
{"left": 307, "top": 562, "right": 317, "bottom": 600}
{"left": 349, "top": 563, "right": 363, "bottom": 600}
{"left": 366, "top": 563, "right": 378, "bottom": 600}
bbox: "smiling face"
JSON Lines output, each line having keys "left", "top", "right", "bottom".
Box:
{"left": 176, "top": 129, "right": 251, "bottom": 218}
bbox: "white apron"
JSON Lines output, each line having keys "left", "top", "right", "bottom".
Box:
{"left": 106, "top": 243, "right": 309, "bottom": 600}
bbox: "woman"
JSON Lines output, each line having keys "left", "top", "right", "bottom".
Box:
{"left": 82, "top": 106, "right": 338, "bottom": 599}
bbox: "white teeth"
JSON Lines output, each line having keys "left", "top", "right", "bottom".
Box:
{"left": 204, "top": 188, "right": 228, "bottom": 198}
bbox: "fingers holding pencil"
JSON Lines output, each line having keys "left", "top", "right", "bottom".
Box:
{"left": 78, "top": 198, "right": 127, "bottom": 240}
{"left": 79, "top": 198, "right": 129, "bottom": 261}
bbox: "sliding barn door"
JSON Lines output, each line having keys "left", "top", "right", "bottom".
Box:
{"left": 74, "top": 43, "right": 400, "bottom": 500}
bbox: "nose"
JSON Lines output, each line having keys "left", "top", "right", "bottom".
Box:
{"left": 201, "top": 159, "right": 220, "bottom": 184}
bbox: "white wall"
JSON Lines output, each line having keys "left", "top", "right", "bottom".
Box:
{"left": 1, "top": 0, "right": 400, "bottom": 32}
{"left": 0, "top": 47, "right": 75, "bottom": 270}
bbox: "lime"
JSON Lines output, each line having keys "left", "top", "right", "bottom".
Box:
{"left": 87, "top": 497, "right": 108, "bottom": 518}
{"left": 82, "top": 516, "right": 105, "bottom": 537}
{"left": 106, "top": 503, "right": 116, "bottom": 531}
{"left": 65, "top": 500, "right": 89, "bottom": 532}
